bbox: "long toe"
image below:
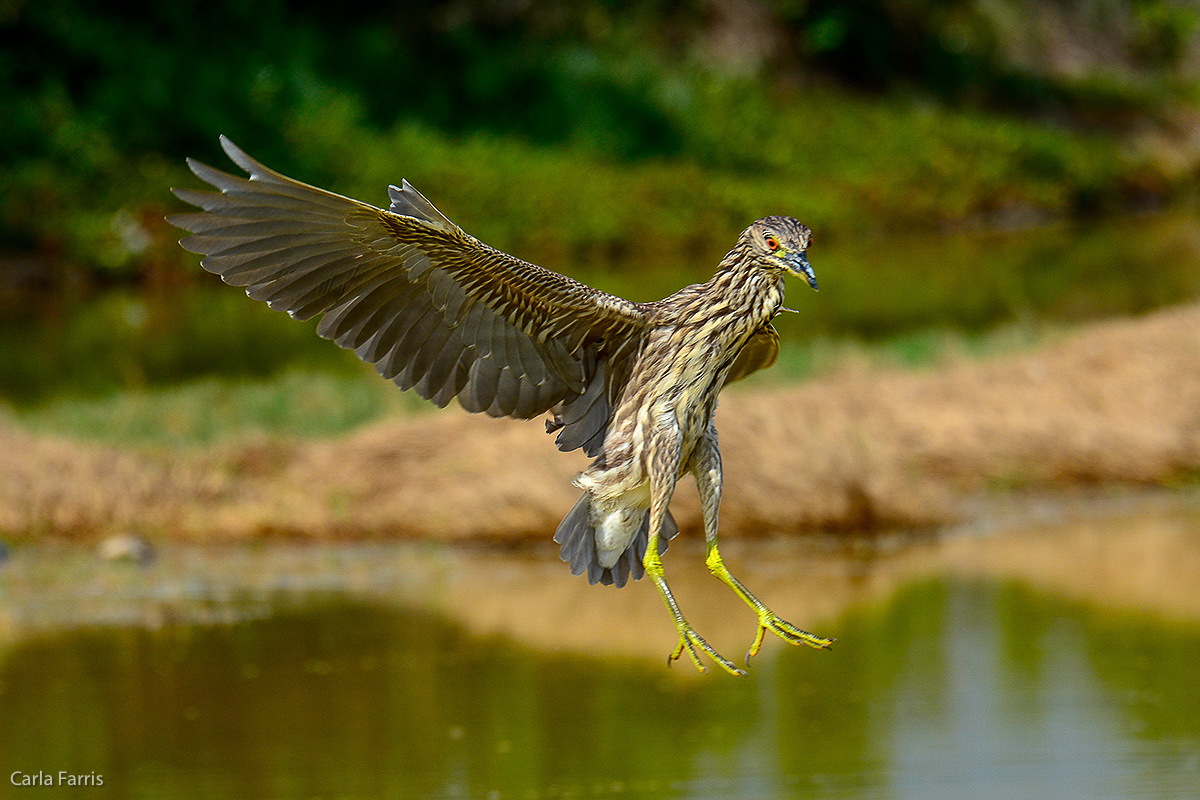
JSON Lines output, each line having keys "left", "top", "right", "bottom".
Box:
{"left": 670, "top": 628, "right": 746, "bottom": 676}
{"left": 748, "top": 612, "right": 834, "bottom": 661}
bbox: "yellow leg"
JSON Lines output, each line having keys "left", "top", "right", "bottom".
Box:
{"left": 705, "top": 544, "right": 834, "bottom": 663}
{"left": 688, "top": 428, "right": 833, "bottom": 664}
{"left": 645, "top": 537, "right": 745, "bottom": 676}
{"left": 641, "top": 425, "right": 745, "bottom": 675}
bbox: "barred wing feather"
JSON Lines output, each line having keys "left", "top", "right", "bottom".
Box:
{"left": 169, "top": 136, "right": 648, "bottom": 447}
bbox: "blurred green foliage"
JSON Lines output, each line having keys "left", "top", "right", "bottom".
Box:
{"left": 2, "top": 0, "right": 1198, "bottom": 427}
{"left": 5, "top": 207, "right": 1197, "bottom": 414}
{"left": 790, "top": 0, "right": 1200, "bottom": 107}
{"left": 1, "top": 0, "right": 1195, "bottom": 285}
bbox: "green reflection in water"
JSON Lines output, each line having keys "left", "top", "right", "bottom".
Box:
{"left": 3, "top": 211, "right": 1198, "bottom": 406}
{"left": 1, "top": 582, "right": 1198, "bottom": 800}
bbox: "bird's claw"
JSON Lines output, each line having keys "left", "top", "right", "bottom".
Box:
{"left": 668, "top": 627, "right": 746, "bottom": 676}
{"left": 746, "top": 611, "right": 835, "bottom": 664}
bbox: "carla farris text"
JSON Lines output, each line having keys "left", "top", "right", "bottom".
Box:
{"left": 11, "top": 772, "right": 104, "bottom": 787}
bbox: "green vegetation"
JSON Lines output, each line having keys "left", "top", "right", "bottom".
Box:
{"left": 3, "top": 0, "right": 1196, "bottom": 285}
{"left": 5, "top": 67, "right": 1162, "bottom": 285}
{"left": 5, "top": 369, "right": 416, "bottom": 450}
{"left": 6, "top": 206, "right": 1196, "bottom": 416}
{"left": 2, "top": 0, "right": 1198, "bottom": 437}
{"left": 276, "top": 85, "right": 1149, "bottom": 260}
{"left": 0, "top": 288, "right": 359, "bottom": 405}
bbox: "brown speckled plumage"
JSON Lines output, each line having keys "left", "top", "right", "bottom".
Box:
{"left": 170, "top": 137, "right": 831, "bottom": 673}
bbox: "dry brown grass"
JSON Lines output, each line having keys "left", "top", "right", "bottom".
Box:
{"left": 2, "top": 303, "right": 1199, "bottom": 543}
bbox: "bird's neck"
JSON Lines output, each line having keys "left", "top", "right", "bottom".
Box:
{"left": 705, "top": 257, "right": 785, "bottom": 328}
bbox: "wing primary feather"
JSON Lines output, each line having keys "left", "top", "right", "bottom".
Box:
{"left": 390, "top": 305, "right": 444, "bottom": 389}
{"left": 414, "top": 329, "right": 467, "bottom": 405}
{"left": 462, "top": 355, "right": 500, "bottom": 414}
{"left": 218, "top": 240, "right": 357, "bottom": 286}
{"left": 402, "top": 319, "right": 455, "bottom": 391}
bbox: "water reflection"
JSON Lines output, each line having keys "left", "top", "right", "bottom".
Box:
{"left": 2, "top": 512, "right": 1200, "bottom": 798}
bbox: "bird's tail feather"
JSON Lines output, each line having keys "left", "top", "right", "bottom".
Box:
{"left": 553, "top": 494, "right": 678, "bottom": 588}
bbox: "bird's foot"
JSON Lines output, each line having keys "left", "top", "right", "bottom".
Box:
{"left": 668, "top": 624, "right": 746, "bottom": 676}
{"left": 703, "top": 545, "right": 834, "bottom": 664}
{"left": 646, "top": 542, "right": 745, "bottom": 675}
{"left": 746, "top": 611, "right": 834, "bottom": 664}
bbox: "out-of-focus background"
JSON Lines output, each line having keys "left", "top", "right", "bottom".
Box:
{"left": 1, "top": 1, "right": 1199, "bottom": 798}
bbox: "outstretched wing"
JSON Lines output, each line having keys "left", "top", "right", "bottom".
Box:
{"left": 169, "top": 136, "right": 648, "bottom": 452}
{"left": 723, "top": 323, "right": 780, "bottom": 385}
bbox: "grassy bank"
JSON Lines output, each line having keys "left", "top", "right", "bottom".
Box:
{"left": 6, "top": 318, "right": 1055, "bottom": 451}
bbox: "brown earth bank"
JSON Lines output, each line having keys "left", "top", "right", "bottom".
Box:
{"left": 2, "top": 496, "right": 1198, "bottom": 659}
{"left": 2, "top": 302, "right": 1199, "bottom": 544}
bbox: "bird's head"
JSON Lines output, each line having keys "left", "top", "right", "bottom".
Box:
{"left": 747, "top": 216, "right": 817, "bottom": 291}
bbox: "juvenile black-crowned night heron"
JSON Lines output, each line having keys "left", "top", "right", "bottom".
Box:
{"left": 170, "top": 136, "right": 833, "bottom": 674}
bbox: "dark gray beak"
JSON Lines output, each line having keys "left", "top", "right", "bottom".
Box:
{"left": 788, "top": 251, "right": 818, "bottom": 291}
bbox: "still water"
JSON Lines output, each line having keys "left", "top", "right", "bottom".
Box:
{"left": 2, "top": 504, "right": 1199, "bottom": 799}
{"left": 3, "top": 210, "right": 1199, "bottom": 405}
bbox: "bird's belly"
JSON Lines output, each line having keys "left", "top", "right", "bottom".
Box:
{"left": 659, "top": 374, "right": 721, "bottom": 462}
{"left": 577, "top": 334, "right": 730, "bottom": 506}
{"left": 576, "top": 461, "right": 651, "bottom": 508}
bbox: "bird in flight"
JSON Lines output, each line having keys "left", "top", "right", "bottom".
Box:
{"left": 170, "top": 136, "right": 833, "bottom": 674}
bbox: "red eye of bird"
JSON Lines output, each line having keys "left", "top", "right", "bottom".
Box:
{"left": 766, "top": 236, "right": 779, "bottom": 251}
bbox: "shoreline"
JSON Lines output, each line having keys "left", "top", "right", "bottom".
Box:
{"left": 1, "top": 489, "right": 1196, "bottom": 657}
{"left": 1, "top": 302, "right": 1198, "bottom": 544}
